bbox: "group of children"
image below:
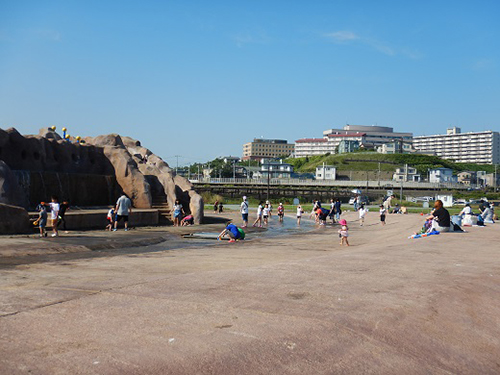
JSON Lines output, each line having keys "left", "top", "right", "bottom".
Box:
{"left": 105, "top": 198, "right": 194, "bottom": 231}
{"left": 252, "top": 200, "right": 273, "bottom": 227}
{"left": 234, "top": 196, "right": 399, "bottom": 247}
{"left": 213, "top": 201, "right": 224, "bottom": 214}
{"left": 35, "top": 196, "right": 66, "bottom": 237}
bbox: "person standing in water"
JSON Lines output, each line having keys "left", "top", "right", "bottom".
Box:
{"left": 277, "top": 203, "right": 284, "bottom": 222}
{"left": 252, "top": 201, "right": 264, "bottom": 227}
{"left": 240, "top": 196, "right": 249, "bottom": 228}
{"left": 296, "top": 204, "right": 304, "bottom": 225}
{"left": 262, "top": 203, "right": 270, "bottom": 225}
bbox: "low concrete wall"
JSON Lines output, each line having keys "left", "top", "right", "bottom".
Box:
{"left": 43, "top": 209, "right": 159, "bottom": 231}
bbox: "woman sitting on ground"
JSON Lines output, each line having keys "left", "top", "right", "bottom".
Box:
{"left": 480, "top": 204, "right": 495, "bottom": 224}
{"left": 426, "top": 199, "right": 451, "bottom": 232}
{"left": 459, "top": 203, "right": 473, "bottom": 217}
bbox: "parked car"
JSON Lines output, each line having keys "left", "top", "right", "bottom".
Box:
{"left": 453, "top": 199, "right": 467, "bottom": 206}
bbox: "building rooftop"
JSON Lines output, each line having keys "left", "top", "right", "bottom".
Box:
{"left": 295, "top": 138, "right": 328, "bottom": 143}
{"left": 326, "top": 132, "right": 366, "bottom": 138}
{"left": 251, "top": 138, "right": 290, "bottom": 144}
{"left": 414, "top": 130, "right": 497, "bottom": 138}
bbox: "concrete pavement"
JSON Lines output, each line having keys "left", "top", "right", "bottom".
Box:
{"left": 1, "top": 212, "right": 499, "bottom": 374}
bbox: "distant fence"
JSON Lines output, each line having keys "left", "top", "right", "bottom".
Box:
{"left": 189, "top": 177, "right": 470, "bottom": 190}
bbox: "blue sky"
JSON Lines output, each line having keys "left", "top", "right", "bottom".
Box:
{"left": 1, "top": 1, "right": 499, "bottom": 166}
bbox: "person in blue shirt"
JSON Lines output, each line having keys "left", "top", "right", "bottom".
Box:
{"left": 218, "top": 222, "right": 244, "bottom": 243}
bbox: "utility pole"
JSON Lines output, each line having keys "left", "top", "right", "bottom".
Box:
{"left": 267, "top": 159, "right": 270, "bottom": 201}
{"left": 495, "top": 164, "right": 498, "bottom": 192}
{"left": 378, "top": 162, "right": 381, "bottom": 187}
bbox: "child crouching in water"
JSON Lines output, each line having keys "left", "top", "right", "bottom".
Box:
{"left": 338, "top": 219, "right": 349, "bottom": 246}
{"left": 218, "top": 221, "right": 245, "bottom": 243}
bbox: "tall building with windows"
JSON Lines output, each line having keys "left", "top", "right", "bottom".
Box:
{"left": 323, "top": 125, "right": 413, "bottom": 147}
{"left": 295, "top": 124, "right": 413, "bottom": 157}
{"left": 413, "top": 127, "right": 500, "bottom": 164}
{"left": 242, "top": 139, "right": 295, "bottom": 160}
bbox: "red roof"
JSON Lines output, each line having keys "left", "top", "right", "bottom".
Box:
{"left": 295, "top": 138, "right": 328, "bottom": 143}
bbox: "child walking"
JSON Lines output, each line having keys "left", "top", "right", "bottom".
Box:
{"left": 358, "top": 204, "right": 368, "bottom": 226}
{"left": 253, "top": 201, "right": 264, "bottom": 227}
{"left": 338, "top": 219, "right": 349, "bottom": 246}
{"left": 49, "top": 195, "right": 60, "bottom": 237}
{"left": 296, "top": 204, "right": 304, "bottom": 225}
{"left": 379, "top": 204, "right": 386, "bottom": 226}
{"left": 36, "top": 202, "right": 48, "bottom": 237}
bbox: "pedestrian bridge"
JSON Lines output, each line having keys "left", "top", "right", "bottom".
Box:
{"left": 189, "top": 178, "right": 470, "bottom": 190}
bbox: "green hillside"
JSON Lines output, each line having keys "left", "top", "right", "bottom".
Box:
{"left": 285, "top": 152, "right": 496, "bottom": 174}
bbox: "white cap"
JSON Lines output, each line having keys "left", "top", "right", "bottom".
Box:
{"left": 243, "top": 196, "right": 247, "bottom": 200}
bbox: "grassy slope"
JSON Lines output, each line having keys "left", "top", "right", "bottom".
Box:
{"left": 285, "top": 152, "right": 496, "bottom": 174}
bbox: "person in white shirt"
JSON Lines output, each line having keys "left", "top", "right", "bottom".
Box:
{"left": 459, "top": 204, "right": 472, "bottom": 217}
{"left": 262, "top": 204, "right": 270, "bottom": 225}
{"left": 266, "top": 200, "right": 273, "bottom": 217}
{"left": 296, "top": 204, "right": 304, "bottom": 225}
{"left": 240, "top": 196, "right": 249, "bottom": 228}
{"left": 252, "top": 201, "right": 264, "bottom": 227}
{"left": 358, "top": 204, "right": 368, "bottom": 226}
{"left": 49, "top": 195, "right": 60, "bottom": 237}
{"left": 379, "top": 205, "right": 386, "bottom": 226}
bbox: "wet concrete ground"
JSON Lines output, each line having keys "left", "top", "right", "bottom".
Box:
{"left": 1, "top": 212, "right": 499, "bottom": 374}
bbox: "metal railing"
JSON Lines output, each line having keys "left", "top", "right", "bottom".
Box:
{"left": 189, "top": 177, "right": 470, "bottom": 190}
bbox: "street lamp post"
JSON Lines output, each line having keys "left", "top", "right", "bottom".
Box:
{"left": 266, "top": 159, "right": 270, "bottom": 201}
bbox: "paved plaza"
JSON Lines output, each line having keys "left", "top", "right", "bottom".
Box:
{"left": 1, "top": 212, "right": 499, "bottom": 374}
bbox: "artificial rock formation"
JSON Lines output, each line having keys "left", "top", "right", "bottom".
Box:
{"left": 0, "top": 203, "right": 30, "bottom": 234}
{"left": 0, "top": 160, "right": 28, "bottom": 207}
{"left": 0, "top": 127, "right": 204, "bottom": 224}
{"left": 87, "top": 133, "right": 204, "bottom": 223}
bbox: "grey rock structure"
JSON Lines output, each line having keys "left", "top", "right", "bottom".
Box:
{"left": 0, "top": 127, "right": 203, "bottom": 224}
{"left": 0, "top": 203, "right": 30, "bottom": 234}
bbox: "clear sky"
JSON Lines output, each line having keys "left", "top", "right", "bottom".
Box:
{"left": 1, "top": 1, "right": 499, "bottom": 166}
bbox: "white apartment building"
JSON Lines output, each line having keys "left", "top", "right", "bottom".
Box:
{"left": 392, "top": 166, "right": 421, "bottom": 182}
{"left": 315, "top": 164, "right": 336, "bottom": 180}
{"left": 413, "top": 127, "right": 500, "bottom": 164}
{"left": 294, "top": 138, "right": 332, "bottom": 157}
{"left": 429, "top": 168, "right": 456, "bottom": 183}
